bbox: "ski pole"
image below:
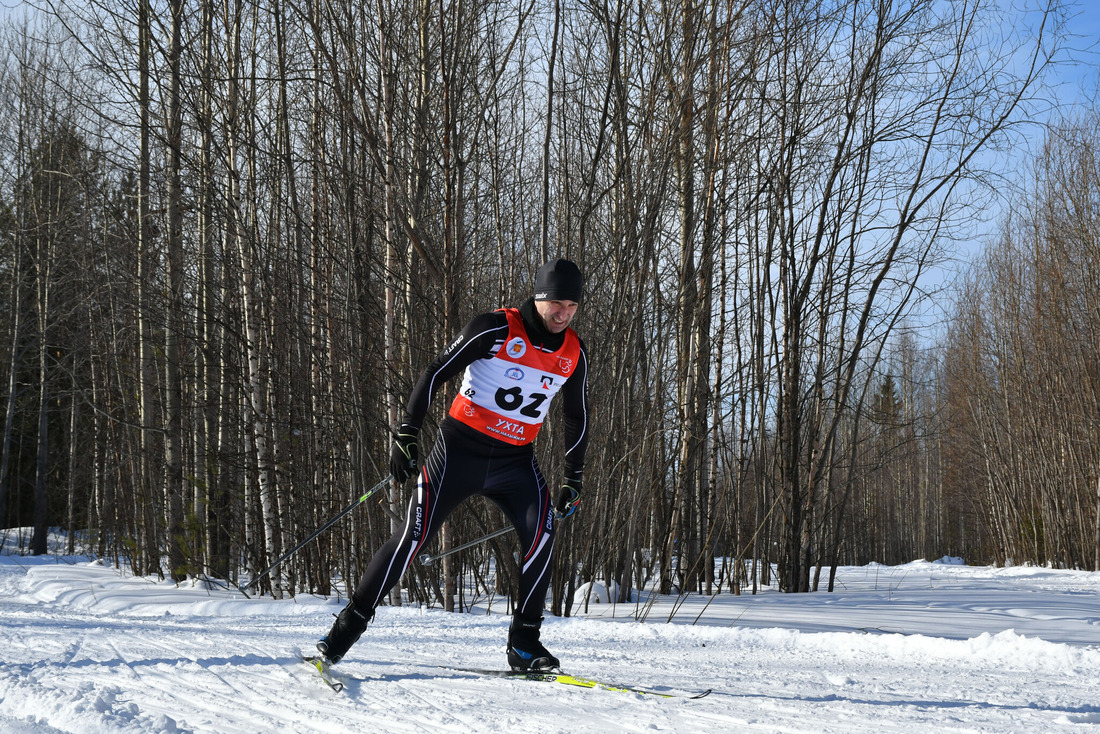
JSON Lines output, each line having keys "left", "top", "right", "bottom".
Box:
{"left": 244, "top": 474, "right": 393, "bottom": 592}
{"left": 418, "top": 512, "right": 566, "bottom": 566}
{"left": 418, "top": 524, "right": 514, "bottom": 566}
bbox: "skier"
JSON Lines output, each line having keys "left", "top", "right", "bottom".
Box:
{"left": 316, "top": 258, "right": 589, "bottom": 672}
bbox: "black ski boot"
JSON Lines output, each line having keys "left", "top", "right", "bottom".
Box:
{"left": 506, "top": 612, "right": 560, "bottom": 671}
{"left": 316, "top": 599, "right": 373, "bottom": 664}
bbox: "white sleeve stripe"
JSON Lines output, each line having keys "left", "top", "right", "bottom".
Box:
{"left": 565, "top": 348, "right": 589, "bottom": 457}
{"left": 426, "top": 323, "right": 509, "bottom": 407}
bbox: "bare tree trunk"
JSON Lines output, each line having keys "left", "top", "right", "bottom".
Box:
{"left": 438, "top": 0, "right": 460, "bottom": 612}
{"left": 377, "top": 0, "right": 404, "bottom": 609}
{"left": 238, "top": 169, "right": 279, "bottom": 598}
{"left": 194, "top": 0, "right": 218, "bottom": 578}
{"left": 0, "top": 233, "right": 24, "bottom": 529}
{"left": 31, "top": 248, "right": 50, "bottom": 556}
{"left": 64, "top": 385, "right": 78, "bottom": 555}
{"left": 538, "top": 0, "right": 561, "bottom": 262}
{"left": 164, "top": 0, "right": 187, "bottom": 582}
{"left": 220, "top": 0, "right": 280, "bottom": 595}
{"left": 136, "top": 0, "right": 160, "bottom": 577}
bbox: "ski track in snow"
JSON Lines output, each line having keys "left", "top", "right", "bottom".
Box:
{"left": 3, "top": 547, "right": 1100, "bottom": 732}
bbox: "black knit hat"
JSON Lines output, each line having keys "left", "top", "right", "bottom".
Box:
{"left": 534, "top": 258, "right": 583, "bottom": 302}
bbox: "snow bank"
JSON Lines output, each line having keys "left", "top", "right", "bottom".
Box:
{"left": 4, "top": 544, "right": 1100, "bottom": 733}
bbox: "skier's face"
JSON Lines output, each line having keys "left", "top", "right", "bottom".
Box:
{"left": 535, "top": 299, "right": 579, "bottom": 333}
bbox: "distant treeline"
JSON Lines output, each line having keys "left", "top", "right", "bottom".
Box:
{"left": 1, "top": 0, "right": 1092, "bottom": 611}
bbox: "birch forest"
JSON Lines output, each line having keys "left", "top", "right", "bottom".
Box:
{"left": 1, "top": 0, "right": 1092, "bottom": 612}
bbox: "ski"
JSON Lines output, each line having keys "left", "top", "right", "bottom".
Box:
{"left": 440, "top": 666, "right": 711, "bottom": 699}
{"left": 301, "top": 654, "right": 345, "bottom": 692}
{"left": 294, "top": 655, "right": 711, "bottom": 699}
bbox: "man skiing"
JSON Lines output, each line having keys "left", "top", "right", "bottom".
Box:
{"left": 316, "top": 258, "right": 589, "bottom": 672}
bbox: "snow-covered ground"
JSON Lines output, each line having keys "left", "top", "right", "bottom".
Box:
{"left": 3, "top": 532, "right": 1100, "bottom": 733}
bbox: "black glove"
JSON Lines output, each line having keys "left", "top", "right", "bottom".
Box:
{"left": 390, "top": 423, "right": 420, "bottom": 484}
{"left": 555, "top": 476, "right": 582, "bottom": 517}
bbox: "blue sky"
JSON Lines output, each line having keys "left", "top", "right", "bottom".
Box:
{"left": 1050, "top": 1, "right": 1100, "bottom": 107}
